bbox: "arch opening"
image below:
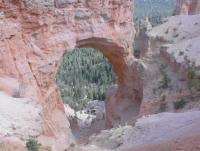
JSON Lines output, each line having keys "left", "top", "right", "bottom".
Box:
{"left": 76, "top": 38, "right": 143, "bottom": 128}
{"left": 56, "top": 47, "right": 116, "bottom": 111}
{"left": 55, "top": 42, "right": 119, "bottom": 138}
{"left": 55, "top": 37, "right": 143, "bottom": 138}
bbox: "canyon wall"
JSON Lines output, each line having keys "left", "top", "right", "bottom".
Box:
{"left": 174, "top": 0, "right": 200, "bottom": 15}
{"left": 0, "top": 0, "right": 142, "bottom": 147}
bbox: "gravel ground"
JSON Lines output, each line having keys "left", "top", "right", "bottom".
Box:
{"left": 0, "top": 92, "right": 42, "bottom": 140}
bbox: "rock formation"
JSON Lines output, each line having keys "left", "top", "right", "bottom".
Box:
{"left": 174, "top": 0, "right": 200, "bottom": 15}
{"left": 134, "top": 17, "right": 152, "bottom": 58}
{"left": 1, "top": 1, "right": 200, "bottom": 151}
{"left": 0, "top": 0, "right": 143, "bottom": 149}
{"left": 65, "top": 1, "right": 200, "bottom": 149}
{"left": 66, "top": 100, "right": 106, "bottom": 139}
{"left": 68, "top": 111, "right": 200, "bottom": 151}
{"left": 148, "top": 14, "right": 200, "bottom": 80}
{"left": 144, "top": 2, "right": 200, "bottom": 117}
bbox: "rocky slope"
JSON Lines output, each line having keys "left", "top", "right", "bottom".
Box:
{"left": 0, "top": 92, "right": 42, "bottom": 139}
{"left": 149, "top": 11, "right": 200, "bottom": 80}
{"left": 139, "top": 1, "right": 200, "bottom": 116}
{"left": 68, "top": 111, "right": 200, "bottom": 151}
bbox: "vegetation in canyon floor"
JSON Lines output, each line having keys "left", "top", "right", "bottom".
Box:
{"left": 56, "top": 48, "right": 115, "bottom": 110}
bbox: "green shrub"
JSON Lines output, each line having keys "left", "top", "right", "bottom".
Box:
{"left": 188, "top": 67, "right": 197, "bottom": 80}
{"left": 173, "top": 99, "right": 186, "bottom": 110}
{"left": 159, "top": 95, "right": 167, "bottom": 112}
{"left": 160, "top": 102, "right": 167, "bottom": 112}
{"left": 26, "top": 139, "right": 41, "bottom": 151}
{"left": 159, "top": 65, "right": 170, "bottom": 89}
{"left": 179, "top": 51, "right": 184, "bottom": 56}
{"left": 161, "top": 73, "right": 170, "bottom": 89}
{"left": 187, "top": 66, "right": 200, "bottom": 92}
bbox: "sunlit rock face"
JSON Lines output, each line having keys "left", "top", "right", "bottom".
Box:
{"left": 174, "top": 0, "right": 200, "bottom": 15}
{"left": 0, "top": 0, "right": 142, "bottom": 148}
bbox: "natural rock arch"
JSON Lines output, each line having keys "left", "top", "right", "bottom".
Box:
{"left": 0, "top": 0, "right": 143, "bottom": 148}
{"left": 76, "top": 37, "right": 143, "bottom": 127}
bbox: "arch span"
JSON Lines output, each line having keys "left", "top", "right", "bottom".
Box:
{"left": 0, "top": 0, "right": 140, "bottom": 147}
{"left": 76, "top": 37, "right": 143, "bottom": 127}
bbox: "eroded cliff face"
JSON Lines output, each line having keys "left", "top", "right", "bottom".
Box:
{"left": 0, "top": 0, "right": 142, "bottom": 148}
{"left": 174, "top": 0, "right": 200, "bottom": 15}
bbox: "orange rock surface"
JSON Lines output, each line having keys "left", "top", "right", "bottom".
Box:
{"left": 0, "top": 0, "right": 143, "bottom": 145}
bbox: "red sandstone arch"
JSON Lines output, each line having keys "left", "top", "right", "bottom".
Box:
{"left": 76, "top": 37, "right": 143, "bottom": 128}
{"left": 0, "top": 0, "right": 141, "bottom": 148}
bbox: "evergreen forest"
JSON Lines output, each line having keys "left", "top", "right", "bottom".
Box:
{"left": 56, "top": 48, "right": 115, "bottom": 110}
